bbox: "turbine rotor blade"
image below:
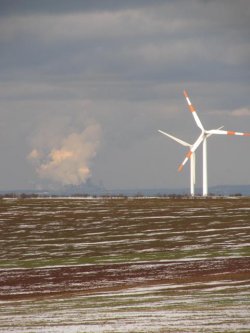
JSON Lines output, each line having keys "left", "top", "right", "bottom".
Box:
{"left": 183, "top": 90, "right": 204, "bottom": 131}
{"left": 207, "top": 129, "right": 250, "bottom": 136}
{"left": 178, "top": 133, "right": 204, "bottom": 172}
{"left": 158, "top": 130, "right": 191, "bottom": 147}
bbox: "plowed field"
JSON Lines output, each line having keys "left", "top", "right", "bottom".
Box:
{"left": 0, "top": 197, "right": 250, "bottom": 332}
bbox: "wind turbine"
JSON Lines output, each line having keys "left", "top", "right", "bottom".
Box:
{"left": 179, "top": 90, "right": 250, "bottom": 196}
{"left": 158, "top": 130, "right": 196, "bottom": 196}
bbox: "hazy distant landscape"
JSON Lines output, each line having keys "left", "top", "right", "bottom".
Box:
{"left": 1, "top": 183, "right": 250, "bottom": 197}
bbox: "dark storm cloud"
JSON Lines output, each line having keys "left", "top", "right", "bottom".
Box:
{"left": 2, "top": 0, "right": 249, "bottom": 89}
{"left": 0, "top": 0, "right": 168, "bottom": 16}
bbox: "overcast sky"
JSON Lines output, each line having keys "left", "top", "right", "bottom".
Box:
{"left": 0, "top": 0, "right": 250, "bottom": 191}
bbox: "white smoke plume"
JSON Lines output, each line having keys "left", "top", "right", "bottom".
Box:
{"left": 28, "top": 124, "right": 101, "bottom": 185}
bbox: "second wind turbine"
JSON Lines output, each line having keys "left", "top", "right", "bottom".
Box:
{"left": 158, "top": 130, "right": 196, "bottom": 196}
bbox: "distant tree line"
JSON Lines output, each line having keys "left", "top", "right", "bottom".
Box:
{"left": 0, "top": 192, "right": 243, "bottom": 199}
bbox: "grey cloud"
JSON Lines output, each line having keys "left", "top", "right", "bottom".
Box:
{"left": 1, "top": 2, "right": 249, "bottom": 83}
{"left": 231, "top": 108, "right": 250, "bottom": 117}
{"left": 0, "top": 0, "right": 168, "bottom": 16}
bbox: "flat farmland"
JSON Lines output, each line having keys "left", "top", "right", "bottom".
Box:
{"left": 0, "top": 197, "right": 250, "bottom": 332}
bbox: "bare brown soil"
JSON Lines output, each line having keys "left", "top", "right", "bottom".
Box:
{"left": 1, "top": 257, "right": 249, "bottom": 301}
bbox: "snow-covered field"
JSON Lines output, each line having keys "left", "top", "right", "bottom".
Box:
{"left": 0, "top": 197, "right": 249, "bottom": 332}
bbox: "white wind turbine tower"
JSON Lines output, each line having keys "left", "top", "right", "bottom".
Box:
{"left": 179, "top": 90, "right": 250, "bottom": 196}
{"left": 158, "top": 130, "right": 196, "bottom": 196}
